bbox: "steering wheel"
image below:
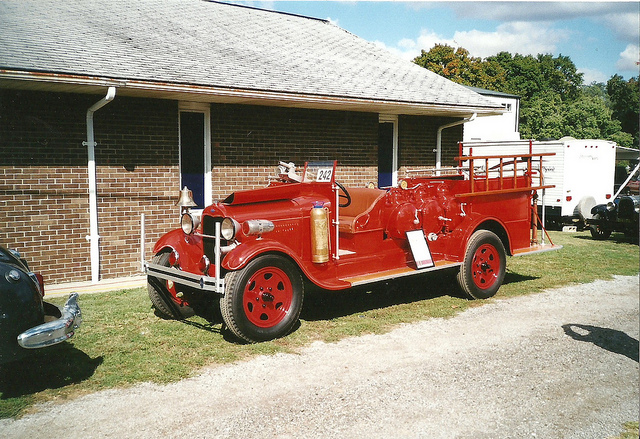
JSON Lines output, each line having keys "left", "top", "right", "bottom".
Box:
{"left": 335, "top": 181, "right": 351, "bottom": 208}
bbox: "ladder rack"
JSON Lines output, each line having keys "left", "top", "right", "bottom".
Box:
{"left": 454, "top": 140, "right": 555, "bottom": 198}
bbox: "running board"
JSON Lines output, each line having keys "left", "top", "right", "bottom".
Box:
{"left": 342, "top": 260, "right": 461, "bottom": 287}
{"left": 512, "top": 243, "right": 562, "bottom": 257}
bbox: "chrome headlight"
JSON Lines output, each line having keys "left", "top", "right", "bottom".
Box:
{"left": 181, "top": 212, "right": 200, "bottom": 235}
{"left": 221, "top": 217, "right": 240, "bottom": 240}
{"left": 606, "top": 202, "right": 616, "bottom": 212}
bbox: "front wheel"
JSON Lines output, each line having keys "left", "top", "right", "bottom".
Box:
{"left": 589, "top": 215, "right": 612, "bottom": 240}
{"left": 147, "top": 252, "right": 195, "bottom": 320}
{"left": 457, "top": 230, "right": 506, "bottom": 300}
{"left": 220, "top": 255, "right": 304, "bottom": 343}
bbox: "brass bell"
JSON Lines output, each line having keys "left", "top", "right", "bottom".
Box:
{"left": 175, "top": 186, "right": 197, "bottom": 209}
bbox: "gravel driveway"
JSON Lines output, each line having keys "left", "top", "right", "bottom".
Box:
{"left": 2, "top": 275, "right": 638, "bottom": 439}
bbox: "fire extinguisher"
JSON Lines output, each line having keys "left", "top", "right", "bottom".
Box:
{"left": 310, "top": 202, "right": 330, "bottom": 263}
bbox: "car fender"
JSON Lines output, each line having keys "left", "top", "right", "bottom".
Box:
{"left": 152, "top": 229, "right": 204, "bottom": 264}
{"left": 222, "top": 239, "right": 303, "bottom": 272}
{"left": 460, "top": 215, "right": 514, "bottom": 256}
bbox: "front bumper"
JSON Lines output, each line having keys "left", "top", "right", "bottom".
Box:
{"left": 17, "top": 293, "right": 82, "bottom": 349}
{"left": 144, "top": 262, "right": 225, "bottom": 294}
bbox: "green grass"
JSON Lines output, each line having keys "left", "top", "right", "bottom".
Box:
{"left": 611, "top": 422, "right": 639, "bottom": 439}
{"left": 1, "top": 230, "right": 638, "bottom": 418}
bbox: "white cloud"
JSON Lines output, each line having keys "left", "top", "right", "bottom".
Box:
{"left": 579, "top": 67, "right": 608, "bottom": 84}
{"left": 450, "top": 2, "right": 635, "bottom": 24}
{"left": 616, "top": 44, "right": 640, "bottom": 73}
{"left": 326, "top": 16, "right": 340, "bottom": 27}
{"left": 451, "top": 22, "right": 570, "bottom": 57}
{"left": 383, "top": 21, "right": 571, "bottom": 61}
{"left": 602, "top": 12, "right": 640, "bottom": 42}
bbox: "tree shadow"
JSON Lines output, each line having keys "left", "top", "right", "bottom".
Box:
{"left": 0, "top": 345, "right": 103, "bottom": 398}
{"left": 562, "top": 324, "right": 639, "bottom": 362}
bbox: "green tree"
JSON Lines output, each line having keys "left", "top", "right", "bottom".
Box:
{"left": 607, "top": 75, "right": 639, "bottom": 146}
{"left": 413, "top": 44, "right": 506, "bottom": 90}
{"left": 413, "top": 44, "right": 635, "bottom": 145}
{"left": 519, "top": 92, "right": 564, "bottom": 140}
{"left": 484, "top": 52, "right": 583, "bottom": 101}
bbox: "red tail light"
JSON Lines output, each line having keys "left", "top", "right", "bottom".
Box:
{"left": 605, "top": 194, "right": 612, "bottom": 199}
{"left": 566, "top": 196, "right": 572, "bottom": 202}
{"left": 35, "top": 273, "right": 45, "bottom": 297}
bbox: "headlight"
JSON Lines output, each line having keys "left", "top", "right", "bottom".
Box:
{"left": 606, "top": 202, "right": 616, "bottom": 212}
{"left": 221, "top": 217, "right": 239, "bottom": 240}
{"left": 181, "top": 212, "right": 200, "bottom": 234}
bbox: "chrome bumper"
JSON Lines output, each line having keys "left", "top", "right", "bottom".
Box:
{"left": 145, "top": 221, "right": 225, "bottom": 294}
{"left": 144, "top": 262, "right": 225, "bottom": 294}
{"left": 17, "top": 293, "right": 82, "bottom": 349}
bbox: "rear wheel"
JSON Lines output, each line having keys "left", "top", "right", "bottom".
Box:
{"left": 147, "top": 252, "right": 195, "bottom": 320}
{"left": 220, "top": 255, "right": 304, "bottom": 343}
{"left": 457, "top": 230, "right": 506, "bottom": 300}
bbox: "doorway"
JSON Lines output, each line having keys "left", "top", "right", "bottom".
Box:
{"left": 179, "top": 103, "right": 211, "bottom": 207}
{"left": 378, "top": 115, "right": 398, "bottom": 188}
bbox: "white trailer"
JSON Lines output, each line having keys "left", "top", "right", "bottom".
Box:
{"left": 462, "top": 138, "right": 617, "bottom": 228}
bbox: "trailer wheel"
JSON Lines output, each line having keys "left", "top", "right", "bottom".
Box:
{"left": 147, "top": 252, "right": 195, "bottom": 320}
{"left": 589, "top": 215, "right": 612, "bottom": 240}
{"left": 221, "top": 255, "right": 304, "bottom": 343}
{"left": 457, "top": 230, "right": 506, "bottom": 300}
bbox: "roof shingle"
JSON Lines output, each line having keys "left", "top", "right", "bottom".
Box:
{"left": 0, "top": 0, "right": 501, "bottom": 112}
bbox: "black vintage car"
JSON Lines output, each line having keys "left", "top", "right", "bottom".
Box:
{"left": 0, "top": 246, "right": 82, "bottom": 365}
{"left": 588, "top": 195, "right": 640, "bottom": 242}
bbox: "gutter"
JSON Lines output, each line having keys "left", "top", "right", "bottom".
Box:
{"left": 83, "top": 87, "right": 116, "bottom": 283}
{"left": 0, "top": 70, "right": 503, "bottom": 117}
{"left": 435, "top": 113, "right": 477, "bottom": 171}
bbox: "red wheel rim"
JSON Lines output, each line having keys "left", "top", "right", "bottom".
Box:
{"left": 242, "top": 267, "right": 293, "bottom": 328}
{"left": 471, "top": 243, "right": 500, "bottom": 289}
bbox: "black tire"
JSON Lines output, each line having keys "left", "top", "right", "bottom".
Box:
{"left": 589, "top": 215, "right": 612, "bottom": 240}
{"left": 147, "top": 252, "right": 195, "bottom": 320}
{"left": 220, "top": 255, "right": 304, "bottom": 343}
{"left": 457, "top": 230, "right": 506, "bottom": 300}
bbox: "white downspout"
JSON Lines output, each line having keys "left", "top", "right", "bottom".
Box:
{"left": 84, "top": 87, "right": 116, "bottom": 284}
{"left": 435, "top": 113, "right": 477, "bottom": 172}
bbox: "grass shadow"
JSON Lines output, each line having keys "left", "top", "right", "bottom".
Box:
{"left": 574, "top": 233, "right": 638, "bottom": 245}
{"left": 301, "top": 268, "right": 462, "bottom": 322}
{"left": 503, "top": 270, "right": 539, "bottom": 285}
{"left": 0, "top": 345, "right": 103, "bottom": 399}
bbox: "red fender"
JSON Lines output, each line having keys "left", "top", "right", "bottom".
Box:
{"left": 222, "top": 239, "right": 347, "bottom": 290}
{"left": 222, "top": 239, "right": 302, "bottom": 271}
{"left": 461, "top": 214, "right": 517, "bottom": 255}
{"left": 152, "top": 229, "right": 204, "bottom": 272}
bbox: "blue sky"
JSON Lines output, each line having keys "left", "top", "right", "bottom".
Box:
{"left": 239, "top": 1, "right": 639, "bottom": 84}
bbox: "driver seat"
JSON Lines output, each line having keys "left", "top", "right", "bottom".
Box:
{"left": 338, "top": 188, "right": 386, "bottom": 234}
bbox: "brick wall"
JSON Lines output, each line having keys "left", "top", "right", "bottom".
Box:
{"left": 0, "top": 89, "right": 179, "bottom": 283}
{"left": 210, "top": 104, "right": 380, "bottom": 197}
{"left": 398, "top": 115, "right": 463, "bottom": 177}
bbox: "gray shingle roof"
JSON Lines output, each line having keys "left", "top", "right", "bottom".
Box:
{"left": 0, "top": 0, "right": 501, "bottom": 112}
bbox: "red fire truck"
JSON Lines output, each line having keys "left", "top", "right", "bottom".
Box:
{"left": 146, "top": 147, "right": 560, "bottom": 342}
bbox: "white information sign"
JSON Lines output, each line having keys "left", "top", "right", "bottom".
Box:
{"left": 406, "top": 230, "right": 435, "bottom": 269}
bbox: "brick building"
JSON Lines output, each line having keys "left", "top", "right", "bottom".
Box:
{"left": 0, "top": 0, "right": 503, "bottom": 285}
